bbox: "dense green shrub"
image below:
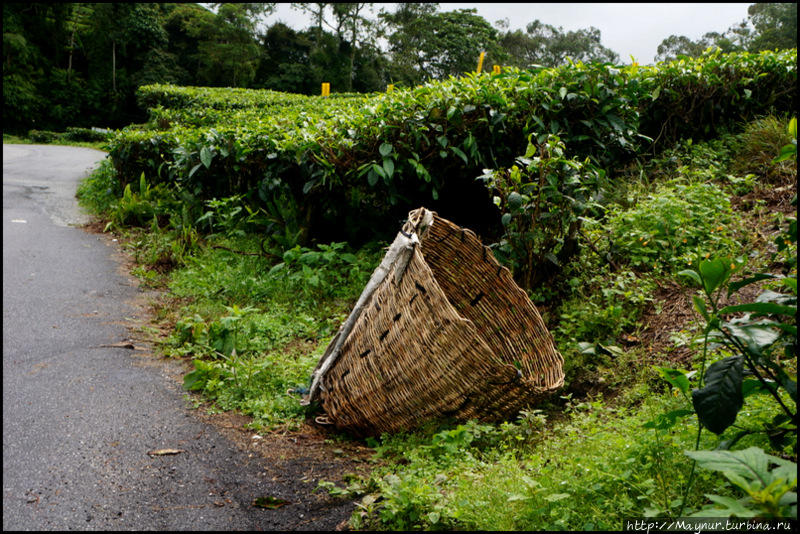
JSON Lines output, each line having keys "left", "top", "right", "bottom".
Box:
{"left": 27, "top": 129, "right": 60, "bottom": 143}
{"left": 636, "top": 49, "right": 797, "bottom": 149}
{"left": 483, "top": 134, "right": 605, "bottom": 289}
{"left": 107, "top": 49, "right": 795, "bottom": 245}
{"left": 606, "top": 180, "right": 737, "bottom": 272}
{"left": 64, "top": 127, "right": 112, "bottom": 143}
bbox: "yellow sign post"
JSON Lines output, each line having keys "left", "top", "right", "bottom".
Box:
{"left": 493, "top": 65, "right": 501, "bottom": 75}
{"left": 321, "top": 82, "right": 330, "bottom": 96}
{"left": 477, "top": 51, "right": 485, "bottom": 74}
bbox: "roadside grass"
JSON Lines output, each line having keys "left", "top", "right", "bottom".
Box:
{"left": 75, "top": 114, "right": 796, "bottom": 529}
{"left": 342, "top": 389, "right": 793, "bottom": 530}
{"left": 78, "top": 175, "right": 383, "bottom": 429}
{"left": 3, "top": 132, "right": 109, "bottom": 151}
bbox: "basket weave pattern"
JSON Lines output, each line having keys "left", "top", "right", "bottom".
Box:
{"left": 318, "top": 212, "right": 564, "bottom": 436}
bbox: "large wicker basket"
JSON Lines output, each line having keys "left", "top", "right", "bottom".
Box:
{"left": 301, "top": 207, "right": 564, "bottom": 436}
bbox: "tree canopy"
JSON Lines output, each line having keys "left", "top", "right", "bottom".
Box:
{"left": 656, "top": 2, "right": 796, "bottom": 62}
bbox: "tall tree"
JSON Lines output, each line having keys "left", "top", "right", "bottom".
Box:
{"left": 425, "top": 9, "right": 500, "bottom": 78}
{"left": 378, "top": 3, "right": 439, "bottom": 86}
{"left": 746, "top": 2, "right": 797, "bottom": 52}
{"left": 380, "top": 6, "right": 499, "bottom": 82}
{"left": 162, "top": 3, "right": 218, "bottom": 85}
{"left": 498, "top": 19, "right": 618, "bottom": 68}
{"left": 331, "top": 3, "right": 374, "bottom": 91}
{"left": 290, "top": 3, "right": 329, "bottom": 51}
{"left": 3, "top": 3, "right": 85, "bottom": 131}
{"left": 655, "top": 3, "right": 797, "bottom": 62}
{"left": 256, "top": 22, "right": 315, "bottom": 92}
{"left": 195, "top": 3, "right": 275, "bottom": 87}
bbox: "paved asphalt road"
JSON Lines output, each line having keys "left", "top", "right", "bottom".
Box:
{"left": 2, "top": 145, "right": 344, "bottom": 530}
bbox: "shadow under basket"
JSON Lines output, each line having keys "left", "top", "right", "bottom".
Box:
{"left": 303, "top": 208, "right": 564, "bottom": 437}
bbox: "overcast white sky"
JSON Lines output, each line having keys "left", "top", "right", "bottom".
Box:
{"left": 260, "top": 2, "right": 754, "bottom": 64}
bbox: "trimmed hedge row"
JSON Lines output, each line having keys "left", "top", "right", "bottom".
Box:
{"left": 28, "top": 127, "right": 112, "bottom": 144}
{"left": 137, "top": 83, "right": 365, "bottom": 112}
{"left": 109, "top": 49, "right": 796, "bottom": 242}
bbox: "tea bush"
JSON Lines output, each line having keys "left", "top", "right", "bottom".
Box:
{"left": 107, "top": 50, "right": 795, "bottom": 247}
{"left": 482, "top": 134, "right": 605, "bottom": 290}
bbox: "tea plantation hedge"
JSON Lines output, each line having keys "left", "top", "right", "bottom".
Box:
{"left": 108, "top": 49, "right": 796, "bottom": 242}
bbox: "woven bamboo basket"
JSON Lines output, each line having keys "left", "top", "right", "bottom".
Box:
{"left": 301, "top": 207, "right": 564, "bottom": 436}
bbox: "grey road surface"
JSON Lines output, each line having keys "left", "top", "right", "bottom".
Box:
{"left": 2, "top": 145, "right": 345, "bottom": 530}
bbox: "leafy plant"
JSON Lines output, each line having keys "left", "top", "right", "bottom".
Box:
{"left": 76, "top": 158, "right": 123, "bottom": 215}
{"left": 483, "top": 134, "right": 605, "bottom": 289}
{"left": 773, "top": 117, "right": 797, "bottom": 163}
{"left": 686, "top": 447, "right": 797, "bottom": 518}
{"left": 607, "top": 181, "right": 737, "bottom": 272}
{"left": 732, "top": 115, "right": 797, "bottom": 184}
{"left": 104, "top": 172, "right": 175, "bottom": 231}
{"left": 109, "top": 50, "right": 796, "bottom": 244}
{"left": 268, "top": 241, "right": 374, "bottom": 300}
{"left": 644, "top": 214, "right": 796, "bottom": 517}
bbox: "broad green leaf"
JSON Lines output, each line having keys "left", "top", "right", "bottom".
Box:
{"left": 372, "top": 163, "right": 386, "bottom": 179}
{"left": 756, "top": 289, "right": 796, "bottom": 305}
{"left": 367, "top": 169, "right": 379, "bottom": 186}
{"left": 379, "top": 142, "right": 392, "bottom": 157}
{"left": 723, "top": 322, "right": 780, "bottom": 355}
{"left": 450, "top": 146, "right": 468, "bottom": 164}
{"left": 382, "top": 158, "right": 394, "bottom": 178}
{"left": 698, "top": 258, "right": 731, "bottom": 295}
{"left": 650, "top": 86, "right": 661, "bottom": 100}
{"left": 691, "top": 355, "right": 743, "bottom": 435}
{"left": 686, "top": 447, "right": 797, "bottom": 495}
{"left": 508, "top": 192, "right": 524, "bottom": 210}
{"left": 693, "top": 295, "right": 709, "bottom": 321}
{"left": 656, "top": 366, "right": 691, "bottom": 397}
{"left": 678, "top": 269, "right": 702, "bottom": 287}
{"left": 773, "top": 143, "right": 796, "bottom": 163}
{"left": 200, "top": 146, "right": 212, "bottom": 168}
{"left": 727, "top": 273, "right": 777, "bottom": 295}
{"left": 701, "top": 494, "right": 758, "bottom": 517}
{"left": 719, "top": 302, "right": 796, "bottom": 317}
{"left": 188, "top": 163, "right": 203, "bottom": 178}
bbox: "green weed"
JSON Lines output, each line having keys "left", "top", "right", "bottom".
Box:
{"left": 606, "top": 180, "right": 738, "bottom": 272}
{"left": 733, "top": 114, "right": 797, "bottom": 185}
{"left": 75, "top": 158, "right": 122, "bottom": 216}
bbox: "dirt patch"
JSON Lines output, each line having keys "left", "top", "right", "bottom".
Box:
{"left": 82, "top": 219, "right": 108, "bottom": 234}
{"left": 637, "top": 280, "right": 697, "bottom": 367}
{"left": 195, "top": 409, "right": 374, "bottom": 483}
{"left": 637, "top": 278, "right": 769, "bottom": 369}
